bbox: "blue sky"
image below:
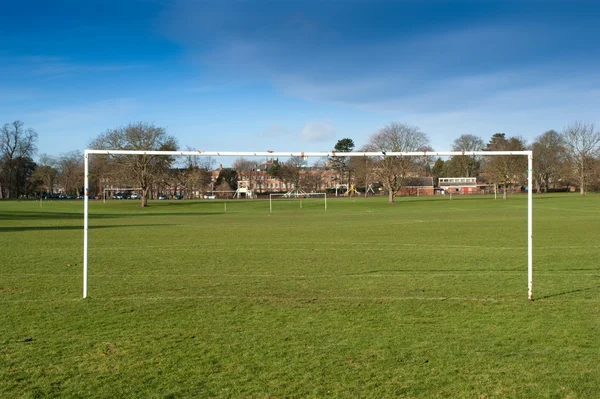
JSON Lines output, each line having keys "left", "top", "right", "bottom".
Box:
{"left": 1, "top": 0, "right": 599, "bottom": 162}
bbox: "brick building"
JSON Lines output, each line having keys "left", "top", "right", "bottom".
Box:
{"left": 397, "top": 177, "right": 435, "bottom": 196}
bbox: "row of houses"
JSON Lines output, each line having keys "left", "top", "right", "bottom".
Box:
{"left": 207, "top": 160, "right": 508, "bottom": 197}
{"left": 94, "top": 159, "right": 521, "bottom": 199}
{"left": 209, "top": 162, "right": 340, "bottom": 194}
{"left": 98, "top": 176, "right": 516, "bottom": 199}
{"left": 399, "top": 177, "right": 524, "bottom": 196}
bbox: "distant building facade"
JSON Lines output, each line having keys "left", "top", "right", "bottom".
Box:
{"left": 397, "top": 177, "right": 435, "bottom": 196}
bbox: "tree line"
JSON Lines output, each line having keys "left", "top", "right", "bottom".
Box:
{"left": 329, "top": 122, "right": 600, "bottom": 202}
{"left": 1, "top": 120, "right": 599, "bottom": 205}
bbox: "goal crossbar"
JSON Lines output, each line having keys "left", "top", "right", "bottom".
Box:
{"left": 85, "top": 149, "right": 531, "bottom": 157}
{"left": 83, "top": 150, "right": 533, "bottom": 300}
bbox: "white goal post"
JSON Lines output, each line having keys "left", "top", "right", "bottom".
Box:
{"left": 269, "top": 192, "right": 327, "bottom": 213}
{"left": 83, "top": 150, "right": 533, "bottom": 300}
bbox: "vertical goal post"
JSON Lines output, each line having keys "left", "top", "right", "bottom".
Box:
{"left": 83, "top": 150, "right": 533, "bottom": 300}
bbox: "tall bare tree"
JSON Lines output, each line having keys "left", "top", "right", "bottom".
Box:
{"left": 161, "top": 168, "right": 185, "bottom": 198}
{"left": 449, "top": 134, "right": 485, "bottom": 177}
{"left": 531, "top": 130, "right": 566, "bottom": 193}
{"left": 484, "top": 133, "right": 527, "bottom": 199}
{"left": 57, "top": 151, "right": 84, "bottom": 195}
{"left": 233, "top": 157, "right": 259, "bottom": 190}
{"left": 0, "top": 121, "right": 38, "bottom": 198}
{"left": 281, "top": 156, "right": 306, "bottom": 191}
{"left": 350, "top": 155, "right": 378, "bottom": 194}
{"left": 181, "top": 155, "right": 214, "bottom": 198}
{"left": 590, "top": 156, "right": 600, "bottom": 192}
{"left": 90, "top": 122, "right": 178, "bottom": 207}
{"left": 414, "top": 145, "right": 435, "bottom": 177}
{"left": 88, "top": 151, "right": 119, "bottom": 197}
{"left": 32, "top": 154, "right": 58, "bottom": 195}
{"left": 301, "top": 159, "right": 327, "bottom": 192}
{"left": 561, "top": 122, "right": 600, "bottom": 195}
{"left": 363, "top": 122, "right": 430, "bottom": 203}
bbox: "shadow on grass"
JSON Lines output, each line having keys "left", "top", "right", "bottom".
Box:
{"left": 0, "top": 211, "right": 120, "bottom": 221}
{"left": 536, "top": 285, "right": 599, "bottom": 300}
{"left": 0, "top": 224, "right": 170, "bottom": 233}
{"left": 0, "top": 210, "right": 225, "bottom": 222}
{"left": 346, "top": 268, "right": 523, "bottom": 275}
{"left": 394, "top": 195, "right": 532, "bottom": 203}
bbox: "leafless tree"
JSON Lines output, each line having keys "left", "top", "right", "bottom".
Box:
{"left": 215, "top": 180, "right": 232, "bottom": 198}
{"left": 414, "top": 145, "right": 435, "bottom": 177}
{"left": 57, "top": 151, "right": 84, "bottom": 195}
{"left": 281, "top": 156, "right": 306, "bottom": 191}
{"left": 90, "top": 122, "right": 178, "bottom": 207}
{"left": 350, "top": 156, "right": 379, "bottom": 196}
{"left": 87, "top": 148, "right": 119, "bottom": 197}
{"left": 160, "top": 168, "right": 185, "bottom": 198}
{"left": 530, "top": 130, "right": 566, "bottom": 193}
{"left": 31, "top": 154, "right": 58, "bottom": 195}
{"left": 561, "top": 122, "right": 600, "bottom": 195}
{"left": 301, "top": 159, "right": 327, "bottom": 192}
{"left": 484, "top": 133, "right": 527, "bottom": 199}
{"left": 362, "top": 122, "right": 430, "bottom": 203}
{"left": 450, "top": 134, "right": 485, "bottom": 177}
{"left": 233, "top": 157, "right": 259, "bottom": 189}
{"left": 0, "top": 121, "right": 38, "bottom": 198}
{"left": 181, "top": 155, "right": 213, "bottom": 198}
{"left": 314, "top": 158, "right": 329, "bottom": 191}
{"left": 589, "top": 156, "right": 600, "bottom": 192}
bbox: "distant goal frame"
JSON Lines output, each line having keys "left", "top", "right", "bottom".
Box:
{"left": 83, "top": 150, "right": 534, "bottom": 300}
{"left": 269, "top": 192, "right": 328, "bottom": 213}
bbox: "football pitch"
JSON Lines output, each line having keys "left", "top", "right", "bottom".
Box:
{"left": 1, "top": 194, "right": 599, "bottom": 398}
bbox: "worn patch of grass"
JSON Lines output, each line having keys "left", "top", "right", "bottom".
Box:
{"left": 1, "top": 194, "right": 599, "bottom": 398}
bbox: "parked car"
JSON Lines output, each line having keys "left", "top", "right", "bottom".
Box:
{"left": 130, "top": 193, "right": 141, "bottom": 200}
{"left": 174, "top": 195, "right": 183, "bottom": 200}
{"left": 158, "top": 194, "right": 168, "bottom": 200}
{"left": 203, "top": 194, "right": 216, "bottom": 199}
{"left": 94, "top": 195, "right": 102, "bottom": 200}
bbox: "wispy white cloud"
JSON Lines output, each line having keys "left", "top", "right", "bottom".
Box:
{"left": 0, "top": 87, "right": 45, "bottom": 102}
{"left": 24, "top": 98, "right": 139, "bottom": 154}
{"left": 263, "top": 124, "right": 287, "bottom": 138}
{"left": 275, "top": 64, "right": 600, "bottom": 121}
{"left": 160, "top": 1, "right": 600, "bottom": 128}
{"left": 26, "top": 98, "right": 137, "bottom": 127}
{"left": 0, "top": 54, "right": 145, "bottom": 79}
{"left": 300, "top": 121, "right": 336, "bottom": 142}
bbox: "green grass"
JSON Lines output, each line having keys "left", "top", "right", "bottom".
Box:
{"left": 1, "top": 194, "right": 599, "bottom": 398}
